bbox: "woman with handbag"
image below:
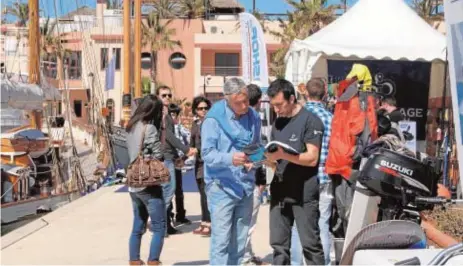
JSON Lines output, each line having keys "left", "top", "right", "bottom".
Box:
{"left": 126, "top": 95, "right": 169, "bottom": 266}
{"left": 190, "top": 96, "right": 212, "bottom": 236}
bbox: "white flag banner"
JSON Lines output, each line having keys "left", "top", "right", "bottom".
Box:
{"left": 239, "top": 12, "right": 269, "bottom": 93}
{"left": 444, "top": 0, "right": 463, "bottom": 197}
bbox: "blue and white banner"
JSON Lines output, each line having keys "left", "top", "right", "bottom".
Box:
{"left": 239, "top": 12, "right": 269, "bottom": 92}
{"left": 239, "top": 12, "right": 272, "bottom": 158}
{"left": 444, "top": 0, "right": 463, "bottom": 197}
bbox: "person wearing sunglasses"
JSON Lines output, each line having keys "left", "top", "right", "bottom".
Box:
{"left": 190, "top": 96, "right": 212, "bottom": 236}
{"left": 156, "top": 86, "right": 198, "bottom": 236}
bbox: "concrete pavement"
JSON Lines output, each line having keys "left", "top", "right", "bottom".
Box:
{"left": 1, "top": 184, "right": 273, "bottom": 265}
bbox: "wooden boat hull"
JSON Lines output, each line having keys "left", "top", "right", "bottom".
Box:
{"left": 1, "top": 138, "right": 49, "bottom": 159}
{"left": 1, "top": 191, "right": 82, "bottom": 224}
{"left": 1, "top": 127, "right": 50, "bottom": 159}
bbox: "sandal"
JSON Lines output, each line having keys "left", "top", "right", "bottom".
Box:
{"left": 193, "top": 225, "right": 204, "bottom": 234}
{"left": 199, "top": 225, "right": 211, "bottom": 237}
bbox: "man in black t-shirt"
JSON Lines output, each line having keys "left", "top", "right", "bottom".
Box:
{"left": 265, "top": 79, "right": 325, "bottom": 265}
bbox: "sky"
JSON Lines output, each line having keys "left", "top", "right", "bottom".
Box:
{"left": 1, "top": 0, "right": 419, "bottom": 20}
{"left": 1, "top": 0, "right": 355, "bottom": 19}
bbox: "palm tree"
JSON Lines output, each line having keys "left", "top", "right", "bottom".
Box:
{"left": 4, "top": 2, "right": 29, "bottom": 27}
{"left": 179, "top": 0, "right": 204, "bottom": 19}
{"left": 40, "top": 17, "right": 70, "bottom": 80}
{"left": 268, "top": 0, "right": 337, "bottom": 78}
{"left": 286, "top": 0, "right": 338, "bottom": 38}
{"left": 40, "top": 17, "right": 58, "bottom": 55}
{"left": 142, "top": 12, "right": 182, "bottom": 83}
{"left": 148, "top": 0, "right": 180, "bottom": 19}
{"left": 411, "top": 0, "right": 443, "bottom": 26}
{"left": 106, "top": 0, "right": 123, "bottom": 10}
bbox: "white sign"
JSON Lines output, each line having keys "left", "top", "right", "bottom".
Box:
{"left": 444, "top": 0, "right": 463, "bottom": 197}
{"left": 239, "top": 13, "right": 269, "bottom": 92}
{"left": 399, "top": 121, "right": 417, "bottom": 153}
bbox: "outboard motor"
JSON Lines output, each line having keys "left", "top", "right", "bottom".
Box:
{"left": 357, "top": 149, "right": 438, "bottom": 224}
{"left": 339, "top": 148, "right": 441, "bottom": 264}
{"left": 358, "top": 148, "right": 439, "bottom": 224}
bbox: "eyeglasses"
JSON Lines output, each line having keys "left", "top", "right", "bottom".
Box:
{"left": 197, "top": 107, "right": 209, "bottom": 111}
{"left": 161, "top": 94, "right": 172, "bottom": 98}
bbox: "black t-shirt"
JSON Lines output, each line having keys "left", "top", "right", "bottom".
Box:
{"left": 270, "top": 107, "right": 324, "bottom": 204}
{"left": 387, "top": 109, "right": 404, "bottom": 123}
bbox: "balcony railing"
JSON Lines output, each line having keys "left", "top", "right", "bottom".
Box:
{"left": 201, "top": 66, "right": 241, "bottom": 76}
{"left": 201, "top": 65, "right": 278, "bottom": 77}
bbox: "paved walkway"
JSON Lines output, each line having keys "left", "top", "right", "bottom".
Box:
{"left": 1, "top": 178, "right": 273, "bottom": 265}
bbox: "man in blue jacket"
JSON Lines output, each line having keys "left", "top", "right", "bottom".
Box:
{"left": 201, "top": 77, "right": 262, "bottom": 265}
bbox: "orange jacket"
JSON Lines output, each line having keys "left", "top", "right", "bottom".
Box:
{"left": 326, "top": 79, "right": 378, "bottom": 180}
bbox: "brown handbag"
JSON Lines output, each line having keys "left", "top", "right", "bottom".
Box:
{"left": 126, "top": 124, "right": 170, "bottom": 187}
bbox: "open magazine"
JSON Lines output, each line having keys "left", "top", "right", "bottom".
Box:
{"left": 245, "top": 141, "right": 299, "bottom": 164}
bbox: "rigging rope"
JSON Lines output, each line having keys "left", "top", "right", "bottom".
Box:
{"left": 72, "top": 0, "right": 118, "bottom": 169}
{"left": 51, "top": 0, "right": 87, "bottom": 193}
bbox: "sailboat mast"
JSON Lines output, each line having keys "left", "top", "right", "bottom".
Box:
{"left": 121, "top": 0, "right": 132, "bottom": 127}
{"left": 134, "top": 0, "right": 142, "bottom": 98}
{"left": 28, "top": 0, "right": 41, "bottom": 130}
{"left": 28, "top": 0, "right": 40, "bottom": 84}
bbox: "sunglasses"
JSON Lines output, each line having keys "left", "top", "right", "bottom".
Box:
{"left": 197, "top": 107, "right": 209, "bottom": 111}
{"left": 161, "top": 94, "right": 172, "bottom": 98}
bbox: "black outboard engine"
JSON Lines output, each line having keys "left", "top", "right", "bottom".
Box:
{"left": 358, "top": 148, "right": 439, "bottom": 224}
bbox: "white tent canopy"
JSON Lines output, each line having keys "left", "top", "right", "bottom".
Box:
{"left": 285, "top": 0, "right": 447, "bottom": 85}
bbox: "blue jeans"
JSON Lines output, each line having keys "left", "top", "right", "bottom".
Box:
{"left": 291, "top": 182, "right": 333, "bottom": 265}
{"left": 162, "top": 160, "right": 176, "bottom": 224}
{"left": 207, "top": 179, "right": 254, "bottom": 265}
{"left": 129, "top": 186, "right": 166, "bottom": 262}
{"left": 291, "top": 224, "right": 303, "bottom": 265}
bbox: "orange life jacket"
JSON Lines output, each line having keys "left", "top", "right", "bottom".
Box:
{"left": 326, "top": 79, "right": 378, "bottom": 180}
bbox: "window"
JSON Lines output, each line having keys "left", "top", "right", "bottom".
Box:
{"left": 141, "top": 52, "right": 151, "bottom": 69}
{"left": 66, "top": 51, "right": 82, "bottom": 79}
{"left": 215, "top": 53, "right": 239, "bottom": 76}
{"left": 169, "top": 52, "right": 186, "bottom": 69}
{"left": 106, "top": 99, "right": 115, "bottom": 124}
{"left": 43, "top": 53, "right": 57, "bottom": 78}
{"left": 101, "top": 48, "right": 109, "bottom": 70}
{"left": 112, "top": 48, "right": 121, "bottom": 70}
{"left": 73, "top": 100, "right": 82, "bottom": 118}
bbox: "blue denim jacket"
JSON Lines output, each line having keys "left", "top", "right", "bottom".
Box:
{"left": 201, "top": 103, "right": 261, "bottom": 199}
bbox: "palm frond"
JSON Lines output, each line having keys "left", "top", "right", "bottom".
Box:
{"left": 179, "top": 0, "right": 204, "bottom": 19}
{"left": 4, "top": 2, "right": 29, "bottom": 26}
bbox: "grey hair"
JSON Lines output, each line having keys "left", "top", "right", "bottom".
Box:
{"left": 223, "top": 77, "right": 246, "bottom": 96}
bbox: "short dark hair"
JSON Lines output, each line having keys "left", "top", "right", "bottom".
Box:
{"left": 305, "top": 78, "right": 325, "bottom": 100}
{"left": 168, "top": 103, "right": 181, "bottom": 114}
{"left": 246, "top": 84, "right": 262, "bottom": 107}
{"left": 267, "top": 78, "right": 296, "bottom": 102}
{"left": 156, "top": 85, "right": 171, "bottom": 96}
{"left": 192, "top": 96, "right": 211, "bottom": 116}
{"left": 382, "top": 96, "right": 397, "bottom": 107}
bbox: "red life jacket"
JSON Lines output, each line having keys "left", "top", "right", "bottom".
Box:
{"left": 325, "top": 80, "right": 378, "bottom": 180}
